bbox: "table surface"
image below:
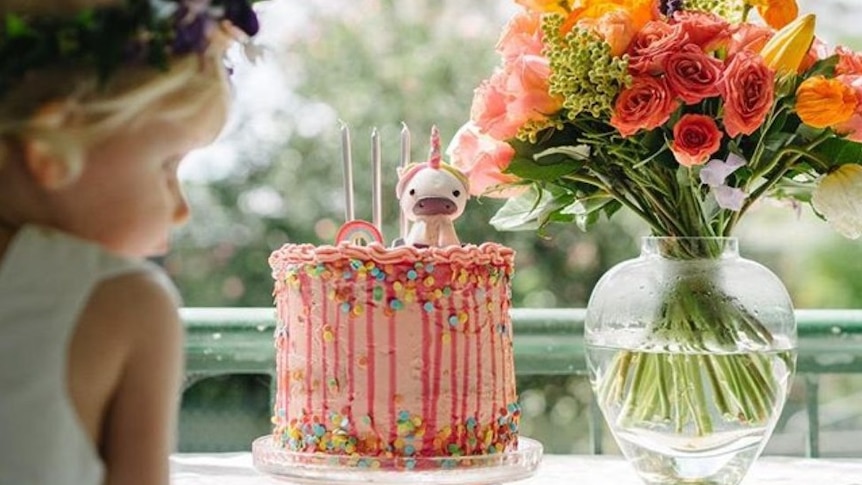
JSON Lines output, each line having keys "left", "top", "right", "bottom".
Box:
{"left": 171, "top": 453, "right": 862, "bottom": 485}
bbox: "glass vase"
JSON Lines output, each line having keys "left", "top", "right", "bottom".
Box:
{"left": 585, "top": 237, "right": 796, "bottom": 485}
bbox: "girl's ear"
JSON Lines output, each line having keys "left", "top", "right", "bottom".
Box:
{"left": 21, "top": 101, "right": 77, "bottom": 190}
{"left": 22, "top": 140, "right": 72, "bottom": 190}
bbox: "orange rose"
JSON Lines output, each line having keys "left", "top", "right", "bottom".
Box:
{"left": 795, "top": 75, "right": 858, "bottom": 128}
{"left": 664, "top": 44, "right": 724, "bottom": 105}
{"left": 610, "top": 75, "right": 679, "bottom": 137}
{"left": 575, "top": 9, "right": 636, "bottom": 56}
{"left": 718, "top": 51, "right": 774, "bottom": 137}
{"left": 672, "top": 11, "right": 732, "bottom": 52}
{"left": 626, "top": 20, "right": 690, "bottom": 75}
{"left": 670, "top": 114, "right": 723, "bottom": 167}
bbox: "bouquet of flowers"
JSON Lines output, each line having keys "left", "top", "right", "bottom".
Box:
{"left": 448, "top": 0, "right": 862, "bottom": 441}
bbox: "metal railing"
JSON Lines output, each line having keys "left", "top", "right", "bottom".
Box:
{"left": 181, "top": 307, "right": 862, "bottom": 457}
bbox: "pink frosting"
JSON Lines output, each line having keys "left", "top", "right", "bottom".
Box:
{"left": 269, "top": 242, "right": 519, "bottom": 457}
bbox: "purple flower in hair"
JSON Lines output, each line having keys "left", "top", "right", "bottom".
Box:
{"left": 225, "top": 0, "right": 259, "bottom": 37}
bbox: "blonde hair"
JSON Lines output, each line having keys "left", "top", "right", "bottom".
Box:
{"left": 0, "top": 48, "right": 230, "bottom": 183}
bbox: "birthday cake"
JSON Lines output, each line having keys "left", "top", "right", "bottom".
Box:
{"left": 267, "top": 127, "right": 520, "bottom": 458}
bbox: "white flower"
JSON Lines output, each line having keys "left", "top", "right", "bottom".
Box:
{"left": 812, "top": 164, "right": 862, "bottom": 239}
{"left": 700, "top": 153, "right": 748, "bottom": 211}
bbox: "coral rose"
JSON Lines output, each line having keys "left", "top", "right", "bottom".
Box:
{"left": 673, "top": 11, "right": 732, "bottom": 52}
{"left": 447, "top": 122, "right": 521, "bottom": 198}
{"left": 670, "top": 114, "right": 723, "bottom": 167}
{"left": 728, "top": 24, "right": 773, "bottom": 58}
{"left": 664, "top": 44, "right": 724, "bottom": 104}
{"left": 610, "top": 75, "right": 679, "bottom": 137}
{"left": 497, "top": 9, "right": 545, "bottom": 60}
{"left": 718, "top": 51, "right": 774, "bottom": 137}
{"left": 834, "top": 75, "right": 862, "bottom": 142}
{"left": 795, "top": 75, "right": 858, "bottom": 128}
{"left": 626, "top": 20, "right": 690, "bottom": 75}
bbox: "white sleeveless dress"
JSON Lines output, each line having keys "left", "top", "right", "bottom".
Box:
{"left": 0, "top": 225, "right": 177, "bottom": 485}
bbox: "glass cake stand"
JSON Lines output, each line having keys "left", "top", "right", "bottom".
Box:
{"left": 252, "top": 435, "right": 543, "bottom": 485}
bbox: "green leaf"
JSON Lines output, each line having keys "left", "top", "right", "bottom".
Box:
{"left": 812, "top": 138, "right": 862, "bottom": 168}
{"left": 803, "top": 54, "right": 839, "bottom": 78}
{"left": 505, "top": 152, "right": 583, "bottom": 182}
{"left": 559, "top": 193, "right": 615, "bottom": 231}
{"left": 489, "top": 186, "right": 570, "bottom": 231}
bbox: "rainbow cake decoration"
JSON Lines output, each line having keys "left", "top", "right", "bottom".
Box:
{"left": 268, "top": 126, "right": 520, "bottom": 459}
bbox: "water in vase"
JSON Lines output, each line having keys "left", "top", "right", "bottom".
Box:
{"left": 587, "top": 345, "right": 796, "bottom": 485}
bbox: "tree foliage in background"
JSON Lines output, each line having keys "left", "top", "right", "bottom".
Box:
{"left": 167, "top": 0, "right": 638, "bottom": 310}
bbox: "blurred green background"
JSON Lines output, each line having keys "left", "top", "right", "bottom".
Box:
{"left": 171, "top": 0, "right": 862, "bottom": 455}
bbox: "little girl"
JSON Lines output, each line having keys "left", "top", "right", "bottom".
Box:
{"left": 0, "top": 1, "right": 260, "bottom": 484}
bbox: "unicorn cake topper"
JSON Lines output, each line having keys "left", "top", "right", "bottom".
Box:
{"left": 395, "top": 126, "right": 470, "bottom": 247}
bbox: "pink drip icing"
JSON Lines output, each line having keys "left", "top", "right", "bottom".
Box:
{"left": 365, "top": 277, "right": 376, "bottom": 425}
{"left": 449, "top": 296, "right": 458, "bottom": 423}
{"left": 321, "top": 277, "right": 329, "bottom": 412}
{"left": 489, "top": 281, "right": 498, "bottom": 416}
{"left": 421, "top": 303, "right": 432, "bottom": 450}
{"left": 473, "top": 290, "right": 482, "bottom": 421}
{"left": 334, "top": 293, "right": 341, "bottom": 415}
{"left": 299, "top": 273, "right": 314, "bottom": 414}
{"left": 499, "top": 281, "right": 508, "bottom": 409}
{"left": 347, "top": 289, "right": 356, "bottom": 422}
{"left": 387, "top": 284, "right": 398, "bottom": 442}
{"left": 429, "top": 307, "right": 443, "bottom": 444}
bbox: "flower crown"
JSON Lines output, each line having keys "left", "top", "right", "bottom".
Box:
{"left": 0, "top": 0, "right": 262, "bottom": 97}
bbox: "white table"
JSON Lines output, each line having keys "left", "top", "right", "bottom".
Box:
{"left": 171, "top": 453, "right": 862, "bottom": 484}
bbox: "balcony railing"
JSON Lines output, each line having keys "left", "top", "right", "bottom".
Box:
{"left": 181, "top": 307, "right": 862, "bottom": 457}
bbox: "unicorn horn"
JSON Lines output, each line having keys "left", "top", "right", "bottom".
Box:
{"left": 428, "top": 125, "right": 441, "bottom": 169}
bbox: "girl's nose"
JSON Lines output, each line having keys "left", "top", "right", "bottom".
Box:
{"left": 172, "top": 189, "right": 191, "bottom": 226}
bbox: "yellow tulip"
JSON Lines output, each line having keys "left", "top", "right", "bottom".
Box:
{"left": 759, "top": 13, "right": 815, "bottom": 74}
{"left": 812, "top": 164, "right": 862, "bottom": 239}
{"left": 796, "top": 76, "right": 858, "bottom": 128}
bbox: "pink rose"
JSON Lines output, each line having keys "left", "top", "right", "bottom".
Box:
{"left": 610, "top": 75, "right": 679, "bottom": 137}
{"left": 834, "top": 75, "right": 862, "bottom": 142}
{"left": 447, "top": 122, "right": 521, "bottom": 198}
{"left": 471, "top": 54, "right": 562, "bottom": 140}
{"left": 670, "top": 114, "right": 723, "bottom": 167}
{"left": 673, "top": 11, "right": 732, "bottom": 52}
{"left": 496, "top": 10, "right": 545, "bottom": 61}
{"left": 835, "top": 45, "right": 862, "bottom": 76}
{"left": 470, "top": 70, "right": 519, "bottom": 140}
{"left": 718, "top": 51, "right": 775, "bottom": 137}
{"left": 799, "top": 37, "right": 831, "bottom": 73}
{"left": 626, "top": 21, "right": 690, "bottom": 75}
{"left": 727, "top": 24, "right": 773, "bottom": 58}
{"left": 664, "top": 44, "right": 724, "bottom": 104}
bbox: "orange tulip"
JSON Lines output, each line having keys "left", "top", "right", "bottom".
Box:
{"left": 515, "top": 0, "right": 574, "bottom": 14}
{"left": 795, "top": 76, "right": 859, "bottom": 128}
{"left": 749, "top": 0, "right": 799, "bottom": 30}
